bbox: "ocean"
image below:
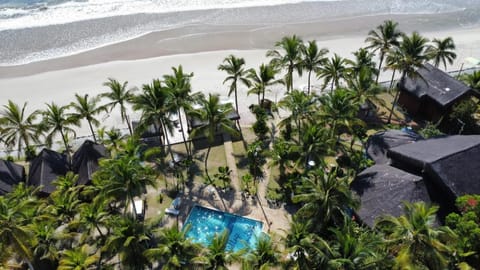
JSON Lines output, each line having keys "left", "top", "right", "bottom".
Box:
{"left": 1, "top": 0, "right": 479, "bottom": 66}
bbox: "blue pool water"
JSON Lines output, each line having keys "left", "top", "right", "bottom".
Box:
{"left": 183, "top": 205, "right": 263, "bottom": 252}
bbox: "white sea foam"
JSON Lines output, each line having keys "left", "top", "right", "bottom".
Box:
{"left": 0, "top": 0, "right": 478, "bottom": 66}
{"left": 0, "top": 0, "right": 338, "bottom": 30}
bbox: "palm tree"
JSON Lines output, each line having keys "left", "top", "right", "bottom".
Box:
{"left": 0, "top": 100, "right": 40, "bottom": 159}
{"left": 144, "top": 224, "right": 201, "bottom": 270}
{"left": 365, "top": 20, "right": 403, "bottom": 83}
{"left": 460, "top": 70, "right": 480, "bottom": 90}
{"left": 94, "top": 153, "right": 156, "bottom": 218}
{"left": 318, "top": 88, "right": 362, "bottom": 139}
{"left": 386, "top": 31, "right": 430, "bottom": 123}
{"left": 104, "top": 216, "right": 151, "bottom": 269}
{"left": 57, "top": 245, "right": 98, "bottom": 270}
{"left": 297, "top": 122, "right": 335, "bottom": 169}
{"left": 346, "top": 66, "right": 385, "bottom": 108}
{"left": 267, "top": 35, "right": 304, "bottom": 92}
{"left": 348, "top": 47, "right": 378, "bottom": 78}
{"left": 283, "top": 218, "right": 329, "bottom": 269}
{"left": 75, "top": 199, "right": 109, "bottom": 240}
{"left": 70, "top": 93, "right": 106, "bottom": 142}
{"left": 0, "top": 196, "right": 36, "bottom": 267}
{"left": 40, "top": 102, "right": 79, "bottom": 156}
{"left": 384, "top": 48, "right": 402, "bottom": 91}
{"left": 163, "top": 65, "right": 200, "bottom": 158}
{"left": 247, "top": 63, "right": 283, "bottom": 105}
{"left": 329, "top": 217, "right": 391, "bottom": 269}
{"left": 47, "top": 182, "right": 82, "bottom": 224}
{"left": 318, "top": 54, "right": 349, "bottom": 91}
{"left": 241, "top": 233, "right": 279, "bottom": 270}
{"left": 278, "top": 89, "right": 316, "bottom": 141}
{"left": 300, "top": 40, "right": 329, "bottom": 94}
{"left": 101, "top": 78, "right": 136, "bottom": 135}
{"left": 132, "top": 79, "right": 176, "bottom": 159}
{"left": 426, "top": 37, "right": 457, "bottom": 70}
{"left": 189, "top": 94, "right": 239, "bottom": 181}
{"left": 194, "top": 230, "right": 237, "bottom": 269}
{"left": 218, "top": 55, "right": 251, "bottom": 113}
{"left": 376, "top": 202, "right": 457, "bottom": 269}
{"left": 292, "top": 168, "right": 358, "bottom": 233}
{"left": 31, "top": 220, "right": 60, "bottom": 269}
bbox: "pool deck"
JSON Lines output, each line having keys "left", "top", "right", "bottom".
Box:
{"left": 158, "top": 177, "right": 292, "bottom": 238}
{"left": 148, "top": 123, "right": 293, "bottom": 253}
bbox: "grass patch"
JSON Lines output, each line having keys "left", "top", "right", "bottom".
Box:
{"left": 191, "top": 144, "right": 227, "bottom": 185}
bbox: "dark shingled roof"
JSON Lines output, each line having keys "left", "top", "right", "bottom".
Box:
{"left": 28, "top": 149, "right": 69, "bottom": 194}
{"left": 388, "top": 135, "right": 480, "bottom": 172}
{"left": 72, "top": 140, "right": 108, "bottom": 185}
{"left": 351, "top": 165, "right": 429, "bottom": 227}
{"left": 366, "top": 129, "right": 423, "bottom": 164}
{"left": 0, "top": 160, "right": 26, "bottom": 195}
{"left": 388, "top": 135, "right": 480, "bottom": 200}
{"left": 400, "top": 63, "right": 472, "bottom": 107}
{"left": 424, "top": 140, "right": 480, "bottom": 198}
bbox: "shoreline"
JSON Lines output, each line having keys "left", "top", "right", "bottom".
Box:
{"left": 0, "top": 11, "right": 477, "bottom": 79}
{"left": 0, "top": 13, "right": 479, "bottom": 146}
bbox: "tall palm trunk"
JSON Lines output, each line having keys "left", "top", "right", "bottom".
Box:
{"left": 87, "top": 119, "right": 97, "bottom": 142}
{"left": 307, "top": 70, "right": 312, "bottom": 94}
{"left": 204, "top": 145, "right": 212, "bottom": 181}
{"left": 388, "top": 72, "right": 405, "bottom": 124}
{"left": 330, "top": 80, "right": 335, "bottom": 92}
{"left": 161, "top": 119, "right": 176, "bottom": 163}
{"left": 95, "top": 224, "right": 104, "bottom": 238}
{"left": 17, "top": 139, "right": 23, "bottom": 159}
{"left": 234, "top": 83, "right": 239, "bottom": 114}
{"left": 130, "top": 197, "right": 137, "bottom": 220}
{"left": 376, "top": 53, "right": 384, "bottom": 83}
{"left": 287, "top": 66, "right": 293, "bottom": 92}
{"left": 60, "top": 129, "right": 70, "bottom": 162}
{"left": 261, "top": 85, "right": 266, "bottom": 103}
{"left": 388, "top": 69, "right": 397, "bottom": 91}
{"left": 122, "top": 109, "right": 133, "bottom": 136}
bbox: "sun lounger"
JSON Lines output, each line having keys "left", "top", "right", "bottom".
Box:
{"left": 172, "top": 197, "right": 182, "bottom": 209}
{"left": 165, "top": 207, "right": 179, "bottom": 216}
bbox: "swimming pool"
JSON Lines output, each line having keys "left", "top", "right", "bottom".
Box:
{"left": 183, "top": 205, "right": 263, "bottom": 252}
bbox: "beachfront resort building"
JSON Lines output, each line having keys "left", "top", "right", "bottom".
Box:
{"left": 397, "top": 63, "right": 476, "bottom": 122}
{"left": 353, "top": 133, "right": 480, "bottom": 225}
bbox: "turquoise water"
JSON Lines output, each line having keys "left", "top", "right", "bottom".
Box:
{"left": 184, "top": 205, "right": 263, "bottom": 252}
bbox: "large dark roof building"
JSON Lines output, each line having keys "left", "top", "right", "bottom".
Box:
{"left": 388, "top": 135, "right": 480, "bottom": 207}
{"left": 353, "top": 134, "right": 480, "bottom": 225}
{"left": 398, "top": 63, "right": 474, "bottom": 122}
{"left": 28, "top": 148, "right": 69, "bottom": 195}
{"left": 0, "top": 159, "right": 26, "bottom": 195}
{"left": 351, "top": 164, "right": 430, "bottom": 227}
{"left": 72, "top": 140, "right": 108, "bottom": 185}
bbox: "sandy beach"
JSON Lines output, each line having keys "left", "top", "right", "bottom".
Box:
{"left": 1, "top": 12, "right": 480, "bottom": 143}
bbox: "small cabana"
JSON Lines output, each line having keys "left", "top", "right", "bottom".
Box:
{"left": 71, "top": 140, "right": 108, "bottom": 185}
{"left": 28, "top": 148, "right": 69, "bottom": 195}
{"left": 397, "top": 63, "right": 474, "bottom": 122}
{"left": 0, "top": 159, "right": 26, "bottom": 195}
{"left": 351, "top": 164, "right": 430, "bottom": 227}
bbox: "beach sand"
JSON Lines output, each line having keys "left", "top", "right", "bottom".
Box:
{"left": 0, "top": 13, "right": 479, "bottom": 139}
